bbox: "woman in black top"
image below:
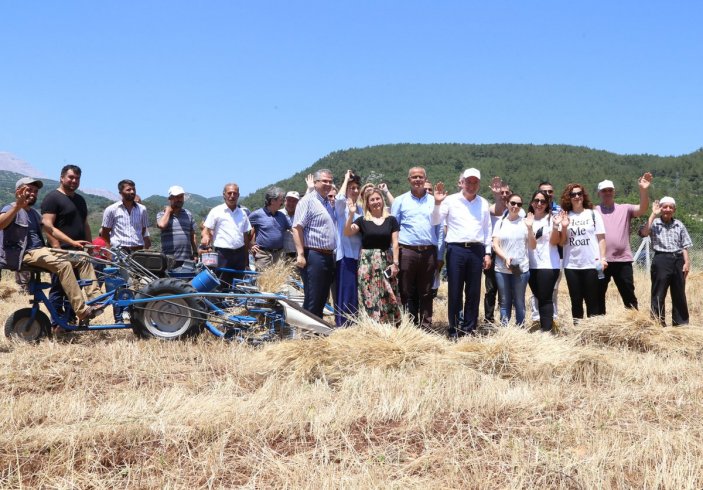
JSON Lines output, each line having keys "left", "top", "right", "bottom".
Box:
{"left": 344, "top": 188, "right": 401, "bottom": 325}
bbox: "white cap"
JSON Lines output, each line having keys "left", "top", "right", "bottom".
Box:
{"left": 598, "top": 180, "right": 615, "bottom": 191}
{"left": 168, "top": 185, "right": 185, "bottom": 197}
{"left": 285, "top": 191, "right": 300, "bottom": 200}
{"left": 462, "top": 168, "right": 481, "bottom": 180}
{"left": 659, "top": 196, "right": 676, "bottom": 206}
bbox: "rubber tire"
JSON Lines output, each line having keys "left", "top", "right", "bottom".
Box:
{"left": 132, "top": 278, "right": 205, "bottom": 340}
{"left": 5, "top": 308, "right": 51, "bottom": 342}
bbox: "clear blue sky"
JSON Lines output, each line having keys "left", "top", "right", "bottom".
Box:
{"left": 1, "top": 1, "right": 701, "bottom": 199}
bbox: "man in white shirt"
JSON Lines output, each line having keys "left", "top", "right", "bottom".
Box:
{"left": 432, "top": 168, "right": 492, "bottom": 337}
{"left": 202, "top": 183, "right": 252, "bottom": 287}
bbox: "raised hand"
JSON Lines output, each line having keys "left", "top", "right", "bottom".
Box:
{"left": 639, "top": 172, "right": 653, "bottom": 190}
{"left": 652, "top": 199, "right": 661, "bottom": 216}
{"left": 558, "top": 210, "right": 569, "bottom": 228}
{"left": 433, "top": 182, "right": 448, "bottom": 204}
{"left": 378, "top": 182, "right": 388, "bottom": 192}
{"left": 347, "top": 197, "right": 357, "bottom": 213}
{"left": 524, "top": 212, "right": 534, "bottom": 228}
{"left": 305, "top": 173, "right": 314, "bottom": 190}
{"left": 490, "top": 176, "right": 503, "bottom": 195}
{"left": 14, "top": 186, "right": 32, "bottom": 209}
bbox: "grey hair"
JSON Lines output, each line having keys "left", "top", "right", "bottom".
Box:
{"left": 264, "top": 186, "right": 285, "bottom": 206}
{"left": 313, "top": 169, "right": 333, "bottom": 181}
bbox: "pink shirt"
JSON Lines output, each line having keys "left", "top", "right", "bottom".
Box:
{"left": 596, "top": 203, "right": 637, "bottom": 262}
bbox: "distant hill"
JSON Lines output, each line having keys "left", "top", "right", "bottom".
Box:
{"left": 238, "top": 143, "right": 703, "bottom": 231}
{"left": 0, "top": 152, "right": 47, "bottom": 178}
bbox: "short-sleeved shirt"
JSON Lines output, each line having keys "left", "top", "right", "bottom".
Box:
{"left": 292, "top": 191, "right": 337, "bottom": 250}
{"left": 563, "top": 209, "right": 606, "bottom": 269}
{"left": 203, "top": 203, "right": 252, "bottom": 250}
{"left": 354, "top": 216, "right": 399, "bottom": 250}
{"left": 596, "top": 203, "right": 637, "bottom": 262}
{"left": 248, "top": 207, "right": 290, "bottom": 250}
{"left": 649, "top": 218, "right": 692, "bottom": 253}
{"left": 528, "top": 215, "right": 561, "bottom": 269}
{"left": 391, "top": 191, "right": 438, "bottom": 246}
{"left": 40, "top": 189, "right": 89, "bottom": 244}
{"left": 281, "top": 208, "right": 297, "bottom": 253}
{"left": 492, "top": 215, "right": 529, "bottom": 273}
{"left": 102, "top": 201, "right": 150, "bottom": 247}
{"left": 156, "top": 208, "right": 196, "bottom": 260}
{"left": 0, "top": 205, "right": 44, "bottom": 250}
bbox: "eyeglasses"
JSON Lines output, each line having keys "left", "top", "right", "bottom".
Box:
{"left": 533, "top": 198, "right": 547, "bottom": 205}
{"left": 569, "top": 191, "right": 583, "bottom": 198}
{"left": 509, "top": 201, "right": 523, "bottom": 207}
{"left": 541, "top": 189, "right": 554, "bottom": 195}
{"left": 316, "top": 179, "right": 333, "bottom": 184}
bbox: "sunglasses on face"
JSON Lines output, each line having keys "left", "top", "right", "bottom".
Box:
{"left": 533, "top": 198, "right": 547, "bottom": 205}
{"left": 542, "top": 190, "right": 554, "bottom": 195}
{"left": 570, "top": 191, "right": 583, "bottom": 198}
{"left": 509, "top": 201, "right": 523, "bottom": 207}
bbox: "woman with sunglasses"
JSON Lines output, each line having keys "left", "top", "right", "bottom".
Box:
{"left": 525, "top": 190, "right": 562, "bottom": 332}
{"left": 491, "top": 193, "right": 530, "bottom": 326}
{"left": 559, "top": 183, "right": 607, "bottom": 322}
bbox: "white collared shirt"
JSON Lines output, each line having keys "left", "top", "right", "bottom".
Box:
{"left": 203, "top": 203, "right": 252, "bottom": 249}
{"left": 432, "top": 192, "right": 492, "bottom": 253}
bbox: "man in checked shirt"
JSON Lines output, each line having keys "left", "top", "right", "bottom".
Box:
{"left": 639, "top": 196, "right": 692, "bottom": 326}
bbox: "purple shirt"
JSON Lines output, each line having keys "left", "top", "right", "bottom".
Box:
{"left": 596, "top": 203, "right": 637, "bottom": 262}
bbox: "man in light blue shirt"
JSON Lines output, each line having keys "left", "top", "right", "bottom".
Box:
{"left": 391, "top": 167, "right": 439, "bottom": 328}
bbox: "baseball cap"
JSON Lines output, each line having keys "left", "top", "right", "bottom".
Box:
{"left": 462, "top": 168, "right": 481, "bottom": 180}
{"left": 16, "top": 177, "right": 44, "bottom": 190}
{"left": 659, "top": 196, "right": 676, "bottom": 206}
{"left": 286, "top": 191, "right": 300, "bottom": 200}
{"left": 168, "top": 185, "right": 185, "bottom": 197}
{"left": 597, "top": 180, "right": 615, "bottom": 191}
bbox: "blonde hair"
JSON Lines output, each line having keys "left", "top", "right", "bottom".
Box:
{"left": 363, "top": 188, "right": 389, "bottom": 220}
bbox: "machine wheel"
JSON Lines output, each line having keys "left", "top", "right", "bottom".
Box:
{"left": 132, "top": 278, "right": 205, "bottom": 340}
{"left": 4, "top": 308, "right": 51, "bottom": 342}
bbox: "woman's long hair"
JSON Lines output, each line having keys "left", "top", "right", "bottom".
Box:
{"left": 560, "top": 183, "right": 594, "bottom": 212}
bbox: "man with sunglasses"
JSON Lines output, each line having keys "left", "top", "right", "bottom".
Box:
{"left": 595, "top": 173, "right": 652, "bottom": 313}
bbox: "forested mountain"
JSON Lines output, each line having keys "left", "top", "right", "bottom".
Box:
{"left": 240, "top": 144, "right": 703, "bottom": 231}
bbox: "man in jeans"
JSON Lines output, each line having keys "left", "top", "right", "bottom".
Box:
{"left": 595, "top": 173, "right": 651, "bottom": 313}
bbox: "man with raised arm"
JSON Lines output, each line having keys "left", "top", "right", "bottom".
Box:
{"left": 156, "top": 185, "right": 198, "bottom": 268}
{"left": 595, "top": 172, "right": 652, "bottom": 312}
{"left": 1, "top": 177, "right": 102, "bottom": 322}
{"left": 432, "top": 168, "right": 492, "bottom": 337}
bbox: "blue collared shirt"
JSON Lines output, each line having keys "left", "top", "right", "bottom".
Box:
{"left": 391, "top": 191, "right": 438, "bottom": 246}
{"left": 335, "top": 194, "right": 362, "bottom": 261}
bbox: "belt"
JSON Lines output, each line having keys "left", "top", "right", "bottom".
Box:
{"left": 305, "top": 247, "right": 334, "bottom": 255}
{"left": 654, "top": 251, "right": 683, "bottom": 256}
{"left": 215, "top": 246, "right": 245, "bottom": 253}
{"left": 449, "top": 242, "right": 483, "bottom": 248}
{"left": 400, "top": 244, "right": 436, "bottom": 252}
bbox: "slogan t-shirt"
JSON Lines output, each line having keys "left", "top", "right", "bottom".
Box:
{"left": 562, "top": 209, "right": 606, "bottom": 270}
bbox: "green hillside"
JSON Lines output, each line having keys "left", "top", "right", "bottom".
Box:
{"left": 240, "top": 143, "right": 703, "bottom": 231}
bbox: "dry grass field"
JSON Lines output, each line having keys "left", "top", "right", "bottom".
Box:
{"left": 1, "top": 268, "right": 702, "bottom": 488}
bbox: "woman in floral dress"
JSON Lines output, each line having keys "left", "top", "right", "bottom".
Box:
{"left": 344, "top": 187, "right": 401, "bottom": 325}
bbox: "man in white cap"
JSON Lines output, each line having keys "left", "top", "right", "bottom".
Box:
{"left": 156, "top": 185, "right": 198, "bottom": 267}
{"left": 432, "top": 168, "right": 492, "bottom": 337}
{"left": 639, "top": 196, "right": 691, "bottom": 326}
{"left": 0, "top": 177, "right": 103, "bottom": 322}
{"left": 281, "top": 191, "right": 300, "bottom": 258}
{"left": 595, "top": 172, "right": 652, "bottom": 313}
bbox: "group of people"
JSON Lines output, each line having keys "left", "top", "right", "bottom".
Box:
{"left": 0, "top": 164, "right": 693, "bottom": 335}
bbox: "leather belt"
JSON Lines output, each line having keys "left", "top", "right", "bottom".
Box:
{"left": 400, "top": 244, "right": 436, "bottom": 252}
{"left": 259, "top": 247, "right": 282, "bottom": 253}
{"left": 120, "top": 246, "right": 144, "bottom": 252}
{"left": 449, "top": 242, "right": 483, "bottom": 248}
{"left": 654, "top": 251, "right": 682, "bottom": 256}
{"left": 305, "top": 247, "right": 334, "bottom": 255}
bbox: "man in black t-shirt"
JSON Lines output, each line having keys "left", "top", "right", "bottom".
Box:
{"left": 40, "top": 165, "right": 95, "bottom": 320}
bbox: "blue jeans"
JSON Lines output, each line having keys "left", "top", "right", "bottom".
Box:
{"left": 495, "top": 270, "right": 530, "bottom": 326}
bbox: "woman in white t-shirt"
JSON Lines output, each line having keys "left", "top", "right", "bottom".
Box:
{"left": 526, "top": 190, "right": 562, "bottom": 332}
{"left": 492, "top": 193, "right": 530, "bottom": 326}
{"left": 558, "top": 183, "right": 607, "bottom": 322}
